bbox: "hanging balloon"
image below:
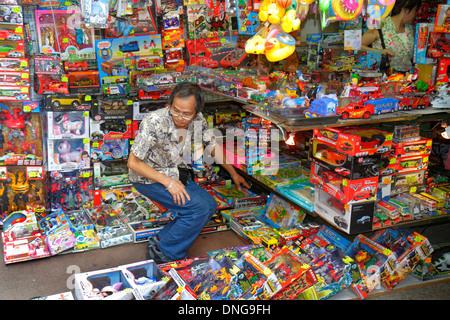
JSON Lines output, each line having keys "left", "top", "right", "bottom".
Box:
{"left": 367, "top": 0, "right": 395, "bottom": 19}
{"left": 331, "top": 0, "right": 364, "bottom": 21}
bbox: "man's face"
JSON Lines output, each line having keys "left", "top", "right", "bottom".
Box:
{"left": 170, "top": 95, "right": 197, "bottom": 129}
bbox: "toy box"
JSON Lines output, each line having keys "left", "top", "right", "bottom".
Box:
{"left": 392, "top": 124, "right": 421, "bottom": 143}
{"left": 45, "top": 94, "right": 91, "bottom": 111}
{"left": 46, "top": 111, "right": 90, "bottom": 140}
{"left": 111, "top": 190, "right": 169, "bottom": 223}
{"left": 68, "top": 71, "right": 100, "bottom": 94}
{"left": 132, "top": 100, "right": 166, "bottom": 121}
{"left": 120, "top": 260, "right": 167, "bottom": 300}
{"left": 35, "top": 9, "right": 95, "bottom": 60}
{"left": 0, "top": 70, "right": 29, "bottom": 87}
{"left": 47, "top": 138, "right": 90, "bottom": 171}
{"left": 313, "top": 127, "right": 392, "bottom": 156}
{"left": 90, "top": 118, "right": 132, "bottom": 140}
{"left": 93, "top": 184, "right": 133, "bottom": 206}
{"left": 91, "top": 139, "right": 129, "bottom": 162}
{"left": 0, "top": 57, "right": 28, "bottom": 72}
{"left": 264, "top": 247, "right": 317, "bottom": 300}
{"left": 0, "top": 5, "right": 22, "bottom": 24}
{"left": 252, "top": 164, "right": 310, "bottom": 189}
{"left": 414, "top": 23, "right": 437, "bottom": 64}
{"left": 219, "top": 205, "right": 265, "bottom": 224}
{"left": 151, "top": 268, "right": 197, "bottom": 300}
{"left": 127, "top": 219, "right": 171, "bottom": 243}
{"left": 260, "top": 193, "right": 306, "bottom": 229}
{"left": 412, "top": 243, "right": 450, "bottom": 281}
{"left": 34, "top": 56, "right": 62, "bottom": 74}
{"left": 230, "top": 211, "right": 266, "bottom": 242}
{"left": 92, "top": 98, "right": 134, "bottom": 120}
{"left": 344, "top": 234, "right": 399, "bottom": 299}
{"left": 69, "top": 219, "right": 100, "bottom": 251}
{"left": 158, "top": 255, "right": 210, "bottom": 283}
{"left": 309, "top": 140, "right": 382, "bottom": 180}
{"left": 74, "top": 267, "right": 138, "bottom": 300}
{"left": 391, "top": 169, "right": 427, "bottom": 195}
{"left": 235, "top": 251, "right": 282, "bottom": 300}
{"left": 426, "top": 31, "right": 450, "bottom": 59}
{"left": 102, "top": 76, "right": 129, "bottom": 98}
{"left": 311, "top": 162, "right": 378, "bottom": 204}
{"left": 436, "top": 57, "right": 450, "bottom": 84}
{"left": 2, "top": 231, "right": 50, "bottom": 264}
{"left": 314, "top": 188, "right": 375, "bottom": 234}
{"left": 46, "top": 224, "right": 77, "bottom": 255}
{"left": 35, "top": 74, "right": 69, "bottom": 95}
{"left": 434, "top": 4, "right": 450, "bottom": 33}
{"left": 48, "top": 169, "right": 93, "bottom": 212}
{"left": 391, "top": 137, "right": 432, "bottom": 157}
{"left": 370, "top": 228, "right": 433, "bottom": 290}
{"left": 0, "top": 166, "right": 46, "bottom": 221}
{"left": 0, "top": 107, "right": 44, "bottom": 165}
{"left": 92, "top": 159, "right": 130, "bottom": 190}
{"left": 212, "top": 184, "right": 267, "bottom": 208}
{"left": 276, "top": 182, "right": 315, "bottom": 213}
{"left": 395, "top": 154, "right": 429, "bottom": 174}
{"left": 95, "top": 34, "right": 162, "bottom": 83}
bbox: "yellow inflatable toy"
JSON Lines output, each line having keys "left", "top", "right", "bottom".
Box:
{"left": 244, "top": 34, "right": 266, "bottom": 54}
{"left": 281, "top": 6, "right": 301, "bottom": 33}
{"left": 264, "top": 28, "right": 296, "bottom": 62}
{"left": 259, "top": 0, "right": 286, "bottom": 24}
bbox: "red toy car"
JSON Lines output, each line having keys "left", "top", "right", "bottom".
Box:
{"left": 36, "top": 75, "right": 69, "bottom": 94}
{"left": 321, "top": 148, "right": 346, "bottom": 165}
{"left": 337, "top": 103, "right": 374, "bottom": 119}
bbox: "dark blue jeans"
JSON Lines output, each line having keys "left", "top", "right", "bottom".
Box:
{"left": 132, "top": 179, "right": 217, "bottom": 260}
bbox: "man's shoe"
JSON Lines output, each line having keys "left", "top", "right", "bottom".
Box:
{"left": 147, "top": 244, "right": 172, "bottom": 264}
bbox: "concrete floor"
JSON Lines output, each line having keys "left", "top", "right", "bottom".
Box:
{"left": 1, "top": 223, "right": 449, "bottom": 300}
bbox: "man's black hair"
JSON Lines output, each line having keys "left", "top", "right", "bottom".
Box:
{"left": 168, "top": 82, "right": 204, "bottom": 113}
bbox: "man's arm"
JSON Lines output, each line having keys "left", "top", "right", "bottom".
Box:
{"left": 128, "top": 152, "right": 190, "bottom": 205}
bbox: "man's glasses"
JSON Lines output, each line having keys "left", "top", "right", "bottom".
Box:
{"left": 169, "top": 106, "right": 195, "bottom": 121}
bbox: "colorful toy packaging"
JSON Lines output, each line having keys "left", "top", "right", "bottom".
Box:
{"left": 370, "top": 228, "right": 433, "bottom": 290}
{"left": 413, "top": 243, "right": 450, "bottom": 281}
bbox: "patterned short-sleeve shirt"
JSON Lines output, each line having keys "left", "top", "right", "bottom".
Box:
{"left": 129, "top": 107, "right": 216, "bottom": 184}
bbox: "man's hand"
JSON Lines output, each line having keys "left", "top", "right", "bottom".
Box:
{"left": 230, "top": 172, "right": 250, "bottom": 191}
{"left": 166, "top": 179, "right": 191, "bottom": 205}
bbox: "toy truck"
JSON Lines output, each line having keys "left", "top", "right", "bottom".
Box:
{"left": 398, "top": 95, "right": 430, "bottom": 110}
{"left": 337, "top": 102, "right": 374, "bottom": 119}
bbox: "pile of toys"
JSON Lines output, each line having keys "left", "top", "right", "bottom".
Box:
{"left": 61, "top": 213, "right": 434, "bottom": 300}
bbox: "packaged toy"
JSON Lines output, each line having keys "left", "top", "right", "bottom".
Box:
{"left": 120, "top": 260, "right": 167, "bottom": 300}
{"left": 0, "top": 166, "right": 45, "bottom": 221}
{"left": 261, "top": 193, "right": 305, "bottom": 229}
{"left": 314, "top": 188, "right": 375, "bottom": 234}
{"left": 74, "top": 267, "right": 138, "bottom": 300}
{"left": 47, "top": 138, "right": 90, "bottom": 171}
{"left": 35, "top": 9, "right": 95, "bottom": 60}
{"left": 92, "top": 159, "right": 130, "bottom": 190}
{"left": 275, "top": 181, "right": 315, "bottom": 212}
{"left": 46, "top": 111, "right": 90, "bottom": 140}
{"left": 91, "top": 139, "right": 129, "bottom": 162}
{"left": 152, "top": 268, "right": 197, "bottom": 300}
{"left": 413, "top": 243, "right": 450, "bottom": 281}
{"left": 434, "top": 4, "right": 450, "bottom": 33}
{"left": 371, "top": 228, "right": 433, "bottom": 290}
{"left": 90, "top": 118, "right": 132, "bottom": 140}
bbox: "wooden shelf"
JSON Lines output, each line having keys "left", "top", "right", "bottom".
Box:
{"left": 245, "top": 106, "right": 450, "bottom": 133}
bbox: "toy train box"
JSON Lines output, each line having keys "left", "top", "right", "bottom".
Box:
{"left": 313, "top": 127, "right": 392, "bottom": 156}
{"left": 314, "top": 188, "right": 375, "bottom": 234}
{"left": 370, "top": 228, "right": 433, "bottom": 290}
{"left": 47, "top": 138, "right": 90, "bottom": 171}
{"left": 46, "top": 111, "right": 90, "bottom": 140}
{"left": 74, "top": 267, "right": 139, "bottom": 300}
{"left": 90, "top": 118, "right": 132, "bottom": 140}
{"left": 391, "top": 138, "right": 432, "bottom": 158}
{"left": 309, "top": 140, "right": 382, "bottom": 180}
{"left": 119, "top": 260, "right": 167, "bottom": 300}
{"left": 310, "top": 162, "right": 378, "bottom": 204}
